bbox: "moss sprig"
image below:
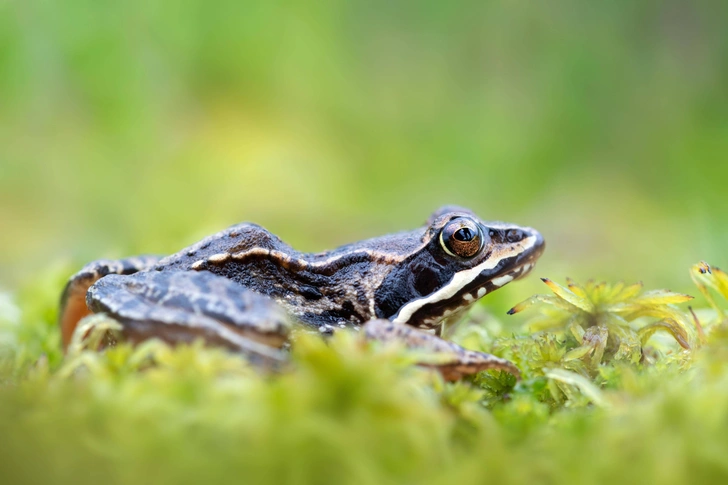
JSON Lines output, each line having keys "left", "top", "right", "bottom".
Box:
{"left": 507, "top": 278, "right": 694, "bottom": 376}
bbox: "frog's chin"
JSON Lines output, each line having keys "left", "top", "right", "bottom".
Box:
{"left": 403, "top": 259, "right": 541, "bottom": 330}
{"left": 419, "top": 260, "right": 536, "bottom": 329}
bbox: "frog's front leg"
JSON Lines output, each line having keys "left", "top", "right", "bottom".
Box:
{"left": 363, "top": 319, "right": 520, "bottom": 381}
{"left": 85, "top": 271, "right": 290, "bottom": 369}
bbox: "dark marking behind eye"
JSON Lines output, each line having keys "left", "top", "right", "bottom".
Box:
{"left": 414, "top": 267, "right": 439, "bottom": 297}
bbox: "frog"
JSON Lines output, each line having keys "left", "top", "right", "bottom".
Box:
{"left": 59, "top": 206, "right": 544, "bottom": 380}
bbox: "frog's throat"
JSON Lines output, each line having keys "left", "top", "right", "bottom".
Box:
{"left": 391, "top": 234, "right": 541, "bottom": 326}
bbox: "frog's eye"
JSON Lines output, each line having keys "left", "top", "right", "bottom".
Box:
{"left": 439, "top": 218, "right": 484, "bottom": 259}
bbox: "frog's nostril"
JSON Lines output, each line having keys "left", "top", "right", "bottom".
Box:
{"left": 506, "top": 229, "right": 525, "bottom": 243}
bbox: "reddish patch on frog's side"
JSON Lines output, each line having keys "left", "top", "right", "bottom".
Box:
{"left": 60, "top": 285, "right": 93, "bottom": 349}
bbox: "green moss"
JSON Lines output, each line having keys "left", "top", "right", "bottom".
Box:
{"left": 2, "top": 264, "right": 728, "bottom": 484}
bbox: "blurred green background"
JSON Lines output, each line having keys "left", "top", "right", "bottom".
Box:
{"left": 2, "top": 0, "right": 727, "bottom": 300}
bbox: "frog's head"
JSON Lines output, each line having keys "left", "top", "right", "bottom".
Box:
{"left": 375, "top": 206, "right": 544, "bottom": 329}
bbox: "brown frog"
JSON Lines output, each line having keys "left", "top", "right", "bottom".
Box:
{"left": 59, "top": 206, "right": 544, "bottom": 380}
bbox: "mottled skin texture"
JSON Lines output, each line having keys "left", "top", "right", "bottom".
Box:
{"left": 59, "top": 206, "right": 545, "bottom": 380}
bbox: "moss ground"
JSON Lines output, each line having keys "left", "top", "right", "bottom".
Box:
{"left": 2, "top": 264, "right": 728, "bottom": 485}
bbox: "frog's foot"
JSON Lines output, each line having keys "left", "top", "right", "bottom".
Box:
{"left": 363, "top": 319, "right": 520, "bottom": 381}
{"left": 85, "top": 270, "right": 290, "bottom": 369}
{"left": 60, "top": 256, "right": 162, "bottom": 349}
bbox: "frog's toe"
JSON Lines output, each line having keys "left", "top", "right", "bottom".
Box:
{"left": 363, "top": 319, "right": 520, "bottom": 381}
{"left": 86, "top": 271, "right": 291, "bottom": 369}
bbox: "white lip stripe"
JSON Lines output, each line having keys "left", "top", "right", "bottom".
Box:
{"left": 491, "top": 274, "right": 514, "bottom": 287}
{"left": 391, "top": 235, "right": 538, "bottom": 324}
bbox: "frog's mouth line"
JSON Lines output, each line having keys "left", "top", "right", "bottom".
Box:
{"left": 482, "top": 238, "right": 545, "bottom": 287}
{"left": 392, "top": 233, "right": 545, "bottom": 327}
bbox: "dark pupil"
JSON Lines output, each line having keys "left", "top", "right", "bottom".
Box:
{"left": 454, "top": 227, "right": 474, "bottom": 242}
